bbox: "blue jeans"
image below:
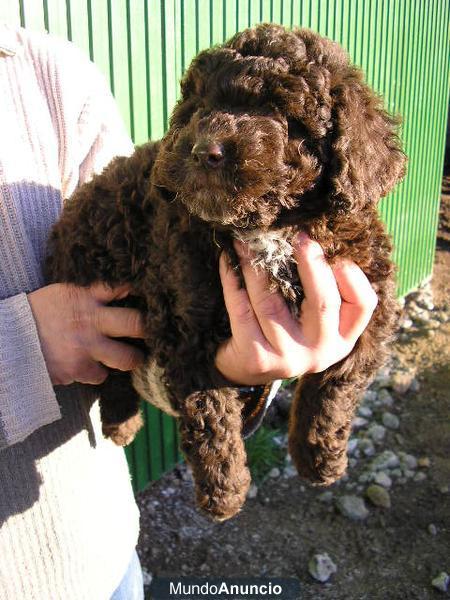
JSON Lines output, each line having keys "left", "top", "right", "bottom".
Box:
{"left": 110, "top": 550, "right": 144, "bottom": 600}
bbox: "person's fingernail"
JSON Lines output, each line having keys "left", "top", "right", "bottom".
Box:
{"left": 115, "top": 284, "right": 131, "bottom": 299}
{"left": 233, "top": 239, "right": 249, "bottom": 257}
{"left": 293, "top": 231, "right": 310, "bottom": 246}
{"left": 333, "top": 258, "right": 353, "bottom": 272}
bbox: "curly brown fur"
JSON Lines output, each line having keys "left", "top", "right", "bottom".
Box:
{"left": 179, "top": 389, "right": 251, "bottom": 521}
{"left": 46, "top": 24, "right": 406, "bottom": 519}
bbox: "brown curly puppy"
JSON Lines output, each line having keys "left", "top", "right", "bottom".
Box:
{"left": 46, "top": 24, "right": 406, "bottom": 521}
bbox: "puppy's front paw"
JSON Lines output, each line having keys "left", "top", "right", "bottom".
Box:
{"left": 102, "top": 412, "right": 144, "bottom": 446}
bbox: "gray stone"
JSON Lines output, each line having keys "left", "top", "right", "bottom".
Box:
{"left": 142, "top": 568, "right": 153, "bottom": 587}
{"left": 395, "top": 433, "right": 405, "bottom": 446}
{"left": 358, "top": 405, "right": 373, "bottom": 418}
{"left": 432, "top": 572, "right": 449, "bottom": 593}
{"left": 403, "top": 469, "right": 415, "bottom": 479}
{"left": 374, "top": 471, "right": 392, "bottom": 488}
{"left": 347, "top": 438, "right": 359, "bottom": 455}
{"left": 358, "top": 472, "right": 373, "bottom": 484}
{"left": 428, "top": 524, "right": 437, "bottom": 536}
{"left": 399, "top": 317, "right": 413, "bottom": 329}
{"left": 414, "top": 472, "right": 427, "bottom": 483}
{"left": 269, "top": 467, "right": 281, "bottom": 478}
{"left": 428, "top": 318, "right": 441, "bottom": 329}
{"left": 335, "top": 495, "right": 369, "bottom": 520}
{"left": 375, "top": 367, "right": 391, "bottom": 388}
{"left": 398, "top": 452, "right": 418, "bottom": 470}
{"left": 363, "top": 390, "right": 378, "bottom": 404}
{"left": 283, "top": 465, "right": 298, "bottom": 478}
{"left": 352, "top": 416, "right": 369, "bottom": 430}
{"left": 272, "top": 434, "right": 288, "bottom": 448}
{"left": 413, "top": 312, "right": 431, "bottom": 326}
{"left": 318, "top": 491, "right": 334, "bottom": 504}
{"left": 377, "top": 389, "right": 394, "bottom": 407}
{"left": 247, "top": 483, "right": 258, "bottom": 499}
{"left": 349, "top": 458, "right": 358, "bottom": 468}
{"left": 366, "top": 484, "right": 391, "bottom": 508}
{"left": 390, "top": 371, "right": 415, "bottom": 394}
{"left": 368, "top": 424, "right": 386, "bottom": 443}
{"left": 308, "top": 553, "right": 337, "bottom": 583}
{"left": 359, "top": 438, "right": 376, "bottom": 457}
{"left": 371, "top": 450, "right": 400, "bottom": 471}
{"left": 422, "top": 299, "right": 435, "bottom": 311}
{"left": 382, "top": 412, "right": 400, "bottom": 430}
{"left": 181, "top": 467, "right": 193, "bottom": 482}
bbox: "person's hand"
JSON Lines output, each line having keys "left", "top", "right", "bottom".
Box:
{"left": 215, "top": 233, "right": 378, "bottom": 385}
{"left": 28, "top": 283, "right": 145, "bottom": 385}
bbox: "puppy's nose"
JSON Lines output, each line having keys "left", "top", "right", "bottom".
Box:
{"left": 191, "top": 141, "right": 225, "bottom": 168}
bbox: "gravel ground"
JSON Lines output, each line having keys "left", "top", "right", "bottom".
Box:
{"left": 135, "top": 176, "right": 450, "bottom": 599}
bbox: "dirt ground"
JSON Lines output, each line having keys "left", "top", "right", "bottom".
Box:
{"left": 136, "top": 175, "right": 450, "bottom": 599}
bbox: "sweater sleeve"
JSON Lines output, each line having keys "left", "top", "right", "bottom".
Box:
{"left": 0, "top": 293, "right": 61, "bottom": 450}
{"left": 0, "top": 38, "right": 134, "bottom": 451}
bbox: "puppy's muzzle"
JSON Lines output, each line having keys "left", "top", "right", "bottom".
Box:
{"left": 191, "top": 140, "right": 225, "bottom": 168}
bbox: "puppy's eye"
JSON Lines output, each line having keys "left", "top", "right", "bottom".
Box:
{"left": 156, "top": 186, "right": 176, "bottom": 202}
{"left": 287, "top": 118, "right": 308, "bottom": 140}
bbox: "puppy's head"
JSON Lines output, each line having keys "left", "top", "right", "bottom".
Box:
{"left": 153, "top": 24, "right": 406, "bottom": 230}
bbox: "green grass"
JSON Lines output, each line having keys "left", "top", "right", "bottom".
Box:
{"left": 244, "top": 425, "right": 286, "bottom": 484}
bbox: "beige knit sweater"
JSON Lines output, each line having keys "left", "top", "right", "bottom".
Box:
{"left": 0, "top": 25, "right": 141, "bottom": 600}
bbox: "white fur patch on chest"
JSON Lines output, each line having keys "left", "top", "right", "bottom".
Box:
{"left": 132, "top": 230, "right": 298, "bottom": 416}
{"left": 234, "top": 229, "right": 297, "bottom": 292}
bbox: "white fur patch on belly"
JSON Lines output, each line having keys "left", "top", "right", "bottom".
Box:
{"left": 132, "top": 360, "right": 180, "bottom": 417}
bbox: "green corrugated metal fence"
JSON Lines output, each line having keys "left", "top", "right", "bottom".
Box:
{"left": 2, "top": 0, "right": 449, "bottom": 491}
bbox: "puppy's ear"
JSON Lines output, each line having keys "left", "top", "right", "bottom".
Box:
{"left": 328, "top": 70, "right": 407, "bottom": 213}
{"left": 169, "top": 96, "right": 199, "bottom": 129}
{"left": 180, "top": 48, "right": 236, "bottom": 99}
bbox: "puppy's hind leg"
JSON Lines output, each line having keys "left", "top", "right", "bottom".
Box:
{"left": 288, "top": 276, "right": 397, "bottom": 484}
{"left": 288, "top": 367, "right": 358, "bottom": 485}
{"left": 178, "top": 388, "right": 251, "bottom": 522}
{"left": 99, "top": 370, "right": 143, "bottom": 446}
{"left": 288, "top": 326, "right": 387, "bottom": 485}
